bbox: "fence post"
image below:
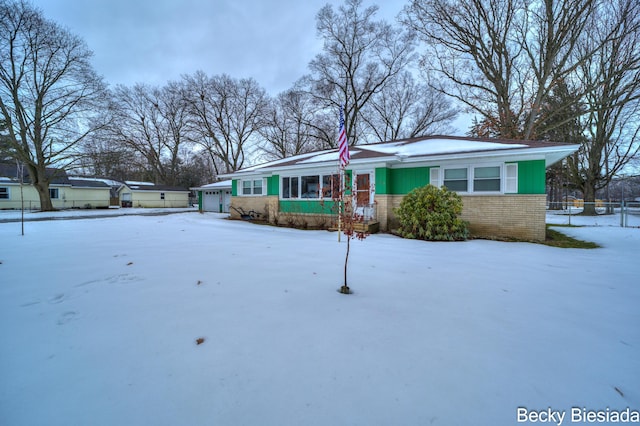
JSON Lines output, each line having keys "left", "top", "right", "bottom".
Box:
{"left": 568, "top": 205, "right": 571, "bottom": 226}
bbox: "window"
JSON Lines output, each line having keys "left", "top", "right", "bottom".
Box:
{"left": 437, "top": 164, "right": 517, "bottom": 194}
{"left": 49, "top": 188, "right": 59, "bottom": 199}
{"left": 473, "top": 166, "right": 501, "bottom": 192}
{"left": 443, "top": 168, "right": 468, "bottom": 192}
{"left": 322, "top": 174, "right": 339, "bottom": 198}
{"left": 282, "top": 177, "right": 299, "bottom": 199}
{"left": 242, "top": 180, "right": 252, "bottom": 195}
{"left": 252, "top": 179, "right": 262, "bottom": 195}
{"left": 0, "top": 187, "right": 8, "bottom": 200}
{"left": 282, "top": 174, "right": 340, "bottom": 199}
{"left": 241, "top": 179, "right": 264, "bottom": 196}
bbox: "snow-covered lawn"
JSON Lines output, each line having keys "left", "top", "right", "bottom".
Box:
{"left": 0, "top": 212, "right": 638, "bottom": 425}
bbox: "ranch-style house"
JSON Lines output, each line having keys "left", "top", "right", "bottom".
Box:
{"left": 221, "top": 135, "right": 580, "bottom": 241}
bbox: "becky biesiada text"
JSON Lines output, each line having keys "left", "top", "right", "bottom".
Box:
{"left": 571, "top": 408, "right": 639, "bottom": 423}
{"left": 517, "top": 407, "right": 640, "bottom": 424}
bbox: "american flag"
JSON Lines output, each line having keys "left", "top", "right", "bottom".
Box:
{"left": 338, "top": 106, "right": 350, "bottom": 168}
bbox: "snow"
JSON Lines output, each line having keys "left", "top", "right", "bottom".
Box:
{"left": 0, "top": 211, "right": 638, "bottom": 425}
{"left": 362, "top": 138, "right": 528, "bottom": 156}
{"left": 298, "top": 150, "right": 362, "bottom": 164}
{"left": 0, "top": 207, "right": 197, "bottom": 222}
{"left": 124, "top": 181, "right": 155, "bottom": 187}
{"left": 193, "top": 180, "right": 233, "bottom": 189}
{"left": 68, "top": 177, "right": 122, "bottom": 186}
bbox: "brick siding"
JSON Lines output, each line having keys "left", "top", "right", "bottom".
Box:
{"left": 376, "top": 194, "right": 546, "bottom": 241}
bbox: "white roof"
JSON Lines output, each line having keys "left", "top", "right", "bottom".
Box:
{"left": 221, "top": 135, "right": 580, "bottom": 177}
{"left": 125, "top": 181, "right": 154, "bottom": 186}
{"left": 191, "top": 180, "right": 233, "bottom": 190}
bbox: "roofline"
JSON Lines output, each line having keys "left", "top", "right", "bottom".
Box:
{"left": 220, "top": 143, "right": 581, "bottom": 178}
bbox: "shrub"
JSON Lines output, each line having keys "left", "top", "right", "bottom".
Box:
{"left": 394, "top": 185, "right": 469, "bottom": 241}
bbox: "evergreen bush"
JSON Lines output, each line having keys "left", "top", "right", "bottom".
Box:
{"left": 394, "top": 185, "right": 469, "bottom": 241}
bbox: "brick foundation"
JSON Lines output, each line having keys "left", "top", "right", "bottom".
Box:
{"left": 376, "top": 194, "right": 546, "bottom": 241}
{"left": 232, "top": 194, "right": 547, "bottom": 241}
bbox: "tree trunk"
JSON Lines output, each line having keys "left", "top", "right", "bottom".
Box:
{"left": 582, "top": 182, "right": 598, "bottom": 215}
{"left": 34, "top": 181, "right": 54, "bottom": 211}
{"left": 27, "top": 165, "right": 54, "bottom": 211}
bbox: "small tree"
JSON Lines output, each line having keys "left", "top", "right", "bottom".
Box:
{"left": 322, "top": 171, "right": 369, "bottom": 294}
{"left": 395, "top": 185, "right": 469, "bottom": 241}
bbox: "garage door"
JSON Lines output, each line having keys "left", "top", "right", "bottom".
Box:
{"left": 202, "top": 190, "right": 219, "bottom": 212}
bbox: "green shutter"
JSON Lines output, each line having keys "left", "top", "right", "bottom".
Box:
{"left": 231, "top": 180, "right": 238, "bottom": 196}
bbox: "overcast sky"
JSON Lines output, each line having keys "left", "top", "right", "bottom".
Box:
{"left": 30, "top": 0, "right": 409, "bottom": 96}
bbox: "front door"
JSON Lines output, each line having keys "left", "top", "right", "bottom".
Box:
{"left": 354, "top": 172, "right": 374, "bottom": 220}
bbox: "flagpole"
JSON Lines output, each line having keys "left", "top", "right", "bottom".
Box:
{"left": 338, "top": 161, "right": 342, "bottom": 242}
{"left": 337, "top": 104, "right": 350, "bottom": 243}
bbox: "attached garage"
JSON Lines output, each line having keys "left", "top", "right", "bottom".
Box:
{"left": 192, "top": 180, "right": 232, "bottom": 213}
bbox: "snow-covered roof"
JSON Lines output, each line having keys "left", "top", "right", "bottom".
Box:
{"left": 120, "top": 181, "right": 190, "bottom": 192}
{"left": 125, "top": 181, "right": 155, "bottom": 187}
{"left": 190, "top": 180, "right": 232, "bottom": 191}
{"left": 69, "top": 176, "right": 122, "bottom": 187}
{"left": 221, "top": 135, "right": 580, "bottom": 177}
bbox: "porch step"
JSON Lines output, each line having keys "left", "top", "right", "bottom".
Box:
{"left": 330, "top": 221, "right": 379, "bottom": 234}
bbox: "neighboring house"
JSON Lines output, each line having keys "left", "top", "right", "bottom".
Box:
{"left": 0, "top": 163, "right": 111, "bottom": 210}
{"left": 220, "top": 135, "right": 580, "bottom": 241}
{"left": 117, "top": 181, "right": 190, "bottom": 208}
{"left": 191, "top": 180, "right": 232, "bottom": 213}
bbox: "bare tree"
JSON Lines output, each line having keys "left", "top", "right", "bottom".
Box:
{"left": 360, "top": 70, "right": 458, "bottom": 142}
{"left": 108, "top": 82, "right": 190, "bottom": 186}
{"left": 0, "top": 0, "right": 108, "bottom": 210}
{"left": 78, "top": 132, "right": 138, "bottom": 181}
{"left": 567, "top": 0, "right": 640, "bottom": 214}
{"left": 259, "top": 90, "right": 322, "bottom": 160}
{"left": 403, "top": 0, "right": 524, "bottom": 138}
{"left": 403, "top": 0, "right": 598, "bottom": 140}
{"left": 183, "top": 71, "right": 268, "bottom": 174}
{"left": 301, "top": 0, "right": 416, "bottom": 146}
{"left": 518, "top": 0, "right": 597, "bottom": 139}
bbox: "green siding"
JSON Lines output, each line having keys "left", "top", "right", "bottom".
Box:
{"left": 388, "top": 167, "right": 431, "bottom": 194}
{"left": 514, "top": 160, "right": 546, "bottom": 194}
{"left": 267, "top": 175, "right": 279, "bottom": 195}
{"left": 344, "top": 170, "right": 352, "bottom": 195}
{"left": 279, "top": 200, "right": 337, "bottom": 214}
{"left": 375, "top": 167, "right": 389, "bottom": 194}
{"left": 231, "top": 180, "right": 238, "bottom": 196}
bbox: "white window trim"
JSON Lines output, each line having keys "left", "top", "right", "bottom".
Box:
{"left": 472, "top": 165, "right": 502, "bottom": 193}
{"left": 0, "top": 186, "right": 10, "bottom": 200}
{"left": 431, "top": 163, "right": 516, "bottom": 194}
{"left": 239, "top": 178, "right": 266, "bottom": 196}
{"left": 279, "top": 173, "right": 340, "bottom": 200}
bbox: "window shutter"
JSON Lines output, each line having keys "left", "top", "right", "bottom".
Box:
{"left": 505, "top": 163, "right": 518, "bottom": 193}
{"left": 430, "top": 168, "right": 440, "bottom": 187}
